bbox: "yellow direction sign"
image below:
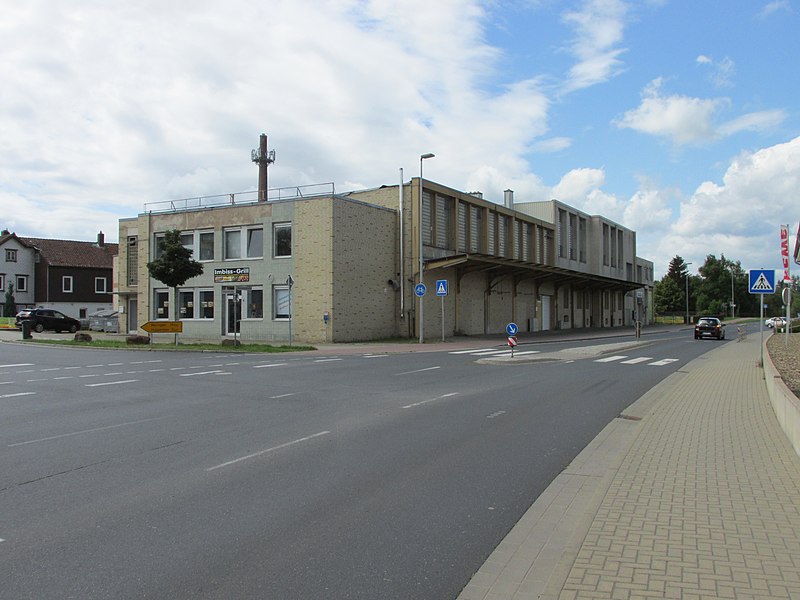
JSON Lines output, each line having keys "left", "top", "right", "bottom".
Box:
{"left": 141, "top": 321, "right": 183, "bottom": 334}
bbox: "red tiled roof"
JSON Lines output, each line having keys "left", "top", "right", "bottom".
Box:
{"left": 21, "top": 237, "right": 118, "bottom": 269}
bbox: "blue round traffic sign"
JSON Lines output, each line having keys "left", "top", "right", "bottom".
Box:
{"left": 506, "top": 322, "right": 518, "bottom": 335}
{"left": 414, "top": 283, "right": 427, "bottom": 297}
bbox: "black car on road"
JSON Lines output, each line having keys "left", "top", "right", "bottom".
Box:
{"left": 694, "top": 316, "right": 725, "bottom": 340}
{"left": 16, "top": 308, "right": 81, "bottom": 333}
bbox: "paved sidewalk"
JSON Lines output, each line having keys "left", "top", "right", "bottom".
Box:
{"left": 458, "top": 329, "right": 800, "bottom": 599}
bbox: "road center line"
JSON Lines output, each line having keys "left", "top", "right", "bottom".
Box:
{"left": 1, "top": 392, "right": 37, "bottom": 399}
{"left": 403, "top": 392, "right": 458, "bottom": 409}
{"left": 0, "top": 363, "right": 33, "bottom": 368}
{"left": 180, "top": 370, "right": 224, "bottom": 377}
{"left": 8, "top": 417, "right": 162, "bottom": 447}
{"left": 253, "top": 363, "right": 287, "bottom": 368}
{"left": 206, "top": 431, "right": 331, "bottom": 471}
{"left": 85, "top": 379, "right": 138, "bottom": 387}
{"left": 269, "top": 393, "right": 298, "bottom": 399}
{"left": 396, "top": 366, "right": 441, "bottom": 375}
{"left": 314, "top": 358, "right": 343, "bottom": 363}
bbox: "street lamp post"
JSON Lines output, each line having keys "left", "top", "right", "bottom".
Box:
{"left": 685, "top": 262, "right": 693, "bottom": 325}
{"left": 729, "top": 265, "right": 735, "bottom": 319}
{"left": 419, "top": 153, "right": 434, "bottom": 344}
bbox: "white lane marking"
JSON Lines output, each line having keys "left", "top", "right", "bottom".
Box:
{"left": 253, "top": 363, "right": 287, "bottom": 368}
{"left": 104, "top": 372, "right": 123, "bottom": 376}
{"left": 86, "top": 365, "right": 104, "bottom": 368}
{"left": 106, "top": 363, "right": 124, "bottom": 366}
{"left": 8, "top": 417, "right": 161, "bottom": 447}
{"left": 180, "top": 370, "right": 224, "bottom": 377}
{"left": 314, "top": 358, "right": 343, "bottom": 363}
{"left": 363, "top": 354, "right": 389, "bottom": 359}
{"left": 85, "top": 379, "right": 138, "bottom": 387}
{"left": 0, "top": 381, "right": 13, "bottom": 385}
{"left": 224, "top": 362, "right": 240, "bottom": 366}
{"left": 169, "top": 367, "right": 186, "bottom": 371}
{"left": 145, "top": 360, "right": 162, "bottom": 364}
{"left": 595, "top": 355, "right": 627, "bottom": 363}
{"left": 18, "top": 370, "right": 35, "bottom": 373}
{"left": 208, "top": 364, "right": 224, "bottom": 367}
{"left": 487, "top": 411, "right": 507, "bottom": 419}
{"left": 0, "top": 538, "right": 5, "bottom": 542}
{"left": 206, "top": 431, "right": 331, "bottom": 471}
{"left": 449, "top": 348, "right": 495, "bottom": 354}
{"left": 397, "top": 366, "right": 441, "bottom": 375}
{"left": 471, "top": 349, "right": 516, "bottom": 356}
{"left": 79, "top": 374, "right": 101, "bottom": 378}
{"left": 148, "top": 369, "right": 165, "bottom": 372}
{"left": 403, "top": 392, "right": 458, "bottom": 409}
{"left": 41, "top": 368, "right": 61, "bottom": 372}
{"left": 270, "top": 393, "right": 297, "bottom": 399}
{"left": 63, "top": 366, "right": 81, "bottom": 370}
{"left": 649, "top": 358, "right": 679, "bottom": 366}
{"left": 1, "top": 392, "right": 37, "bottom": 399}
{"left": 26, "top": 378, "right": 48, "bottom": 382}
{"left": 53, "top": 376, "right": 74, "bottom": 380}
{"left": 620, "top": 357, "right": 653, "bottom": 364}
{"left": 0, "top": 363, "right": 33, "bottom": 368}
{"left": 130, "top": 361, "right": 144, "bottom": 364}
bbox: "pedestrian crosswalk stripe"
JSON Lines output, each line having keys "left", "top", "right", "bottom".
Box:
{"left": 595, "top": 355, "right": 628, "bottom": 362}
{"left": 449, "top": 348, "right": 497, "bottom": 354}
{"left": 621, "top": 357, "right": 653, "bottom": 364}
{"left": 648, "top": 358, "right": 679, "bottom": 366}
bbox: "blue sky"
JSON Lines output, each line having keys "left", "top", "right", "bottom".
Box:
{"left": 2, "top": 0, "right": 799, "bottom": 278}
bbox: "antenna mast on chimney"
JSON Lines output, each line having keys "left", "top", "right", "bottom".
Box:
{"left": 251, "top": 133, "right": 276, "bottom": 201}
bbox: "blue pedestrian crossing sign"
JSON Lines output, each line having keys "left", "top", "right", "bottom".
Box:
{"left": 436, "top": 280, "right": 448, "bottom": 296}
{"left": 749, "top": 269, "right": 775, "bottom": 294}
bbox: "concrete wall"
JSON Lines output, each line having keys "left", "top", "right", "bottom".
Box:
{"left": 763, "top": 335, "right": 800, "bottom": 458}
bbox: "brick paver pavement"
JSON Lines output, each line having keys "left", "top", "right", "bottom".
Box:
{"left": 560, "top": 333, "right": 800, "bottom": 600}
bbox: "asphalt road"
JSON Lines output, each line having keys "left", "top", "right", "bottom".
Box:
{"left": 0, "top": 331, "right": 721, "bottom": 599}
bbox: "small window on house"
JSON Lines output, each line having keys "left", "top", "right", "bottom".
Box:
{"left": 245, "top": 287, "right": 263, "bottom": 319}
{"left": 62, "top": 276, "right": 73, "bottom": 293}
{"left": 16, "top": 275, "right": 28, "bottom": 292}
{"left": 224, "top": 229, "right": 242, "bottom": 259}
{"left": 273, "top": 285, "right": 291, "bottom": 319}
{"left": 154, "top": 289, "right": 169, "bottom": 319}
{"left": 0, "top": 274, "right": 5, "bottom": 291}
{"left": 199, "top": 289, "right": 214, "bottom": 319}
{"left": 274, "top": 223, "right": 292, "bottom": 258}
{"left": 95, "top": 277, "right": 107, "bottom": 293}
{"left": 199, "top": 231, "right": 214, "bottom": 261}
{"left": 178, "top": 289, "right": 194, "bottom": 319}
{"left": 5, "top": 249, "right": 17, "bottom": 262}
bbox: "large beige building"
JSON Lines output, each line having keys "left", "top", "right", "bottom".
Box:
{"left": 115, "top": 179, "right": 653, "bottom": 343}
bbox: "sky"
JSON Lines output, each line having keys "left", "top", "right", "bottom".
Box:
{"left": 2, "top": 0, "right": 799, "bottom": 279}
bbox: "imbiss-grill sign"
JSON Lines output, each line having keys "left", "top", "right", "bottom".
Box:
{"left": 214, "top": 267, "right": 250, "bottom": 283}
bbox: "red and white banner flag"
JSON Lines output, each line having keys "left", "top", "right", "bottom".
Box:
{"left": 780, "top": 225, "right": 791, "bottom": 282}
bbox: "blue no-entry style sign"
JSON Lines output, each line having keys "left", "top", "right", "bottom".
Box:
{"left": 414, "top": 283, "right": 427, "bottom": 297}
{"left": 506, "top": 322, "right": 518, "bottom": 336}
{"left": 749, "top": 269, "right": 775, "bottom": 294}
{"left": 436, "top": 280, "right": 448, "bottom": 296}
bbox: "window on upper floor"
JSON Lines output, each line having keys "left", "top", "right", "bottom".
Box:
{"left": 15, "top": 275, "right": 27, "bottom": 293}
{"left": 273, "top": 223, "right": 292, "bottom": 258}
{"left": 5, "top": 249, "right": 17, "bottom": 262}
{"left": 127, "top": 236, "right": 138, "bottom": 286}
{"left": 224, "top": 226, "right": 263, "bottom": 260}
{"left": 62, "top": 275, "right": 73, "bottom": 293}
{"left": 95, "top": 277, "right": 107, "bottom": 294}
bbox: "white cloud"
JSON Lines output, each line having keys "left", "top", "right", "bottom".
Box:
{"left": 696, "top": 54, "right": 736, "bottom": 87}
{"left": 560, "top": 0, "right": 629, "bottom": 93}
{"left": 615, "top": 79, "right": 785, "bottom": 145}
{"left": 758, "top": 0, "right": 791, "bottom": 18}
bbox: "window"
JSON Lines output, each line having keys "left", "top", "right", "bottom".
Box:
{"left": 273, "top": 223, "right": 292, "bottom": 258}
{"left": 154, "top": 289, "right": 169, "bottom": 319}
{"left": 5, "top": 249, "right": 17, "bottom": 262}
{"left": 224, "top": 226, "right": 263, "bottom": 260}
{"left": 178, "top": 289, "right": 194, "bottom": 319}
{"left": 0, "top": 274, "right": 5, "bottom": 291}
{"left": 62, "top": 276, "right": 73, "bottom": 293}
{"left": 95, "top": 277, "right": 107, "bottom": 293}
{"left": 16, "top": 275, "right": 27, "bottom": 292}
{"left": 154, "top": 233, "right": 165, "bottom": 259}
{"left": 273, "top": 285, "right": 291, "bottom": 320}
{"left": 127, "top": 236, "right": 138, "bottom": 285}
{"left": 199, "top": 290, "right": 214, "bottom": 319}
{"left": 244, "top": 287, "right": 263, "bottom": 319}
{"left": 199, "top": 231, "right": 214, "bottom": 261}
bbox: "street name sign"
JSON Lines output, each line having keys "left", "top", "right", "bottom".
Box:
{"left": 142, "top": 321, "right": 183, "bottom": 334}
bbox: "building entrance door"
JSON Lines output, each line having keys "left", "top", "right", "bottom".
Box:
{"left": 224, "top": 292, "right": 241, "bottom": 336}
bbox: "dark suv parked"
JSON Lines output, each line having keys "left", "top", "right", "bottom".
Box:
{"left": 16, "top": 308, "right": 81, "bottom": 333}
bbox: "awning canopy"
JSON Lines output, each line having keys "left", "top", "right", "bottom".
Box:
{"left": 424, "top": 253, "right": 646, "bottom": 292}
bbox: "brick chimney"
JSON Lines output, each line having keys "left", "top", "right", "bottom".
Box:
{"left": 96, "top": 231, "right": 105, "bottom": 247}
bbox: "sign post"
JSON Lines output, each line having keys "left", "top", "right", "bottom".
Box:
{"left": 505, "top": 322, "right": 518, "bottom": 358}
{"left": 436, "top": 279, "right": 448, "bottom": 342}
{"left": 414, "top": 283, "right": 427, "bottom": 343}
{"left": 749, "top": 269, "right": 775, "bottom": 365}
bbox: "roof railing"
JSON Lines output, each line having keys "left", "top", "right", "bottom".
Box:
{"left": 143, "top": 183, "right": 336, "bottom": 213}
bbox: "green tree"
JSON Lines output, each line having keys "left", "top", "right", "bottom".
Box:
{"left": 654, "top": 276, "right": 683, "bottom": 314}
{"left": 666, "top": 255, "right": 690, "bottom": 291}
{"left": 3, "top": 282, "right": 16, "bottom": 317}
{"left": 146, "top": 230, "right": 203, "bottom": 318}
